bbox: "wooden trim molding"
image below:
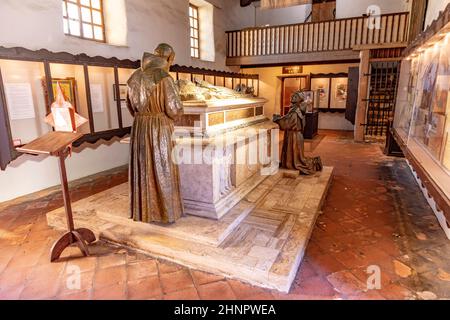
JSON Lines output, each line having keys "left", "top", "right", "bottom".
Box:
{"left": 0, "top": 67, "right": 17, "bottom": 170}
{"left": 0, "top": 47, "right": 259, "bottom": 80}
{"left": 0, "top": 46, "right": 139, "bottom": 68}
{"left": 226, "top": 12, "right": 410, "bottom": 33}
{"left": 391, "top": 128, "right": 450, "bottom": 222}
{"left": 170, "top": 64, "right": 258, "bottom": 80}
{"left": 72, "top": 128, "right": 131, "bottom": 147}
{"left": 310, "top": 72, "right": 348, "bottom": 79}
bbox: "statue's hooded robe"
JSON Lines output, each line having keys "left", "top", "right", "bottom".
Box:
{"left": 127, "top": 52, "right": 184, "bottom": 223}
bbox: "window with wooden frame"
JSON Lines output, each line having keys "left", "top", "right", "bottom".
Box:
{"left": 62, "top": 0, "right": 106, "bottom": 42}
{"left": 189, "top": 4, "right": 200, "bottom": 59}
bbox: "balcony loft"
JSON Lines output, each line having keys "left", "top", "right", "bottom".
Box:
{"left": 226, "top": 12, "right": 410, "bottom": 67}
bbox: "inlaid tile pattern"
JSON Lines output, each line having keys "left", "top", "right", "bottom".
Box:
{"left": 1, "top": 130, "right": 450, "bottom": 300}
{"left": 46, "top": 167, "right": 334, "bottom": 292}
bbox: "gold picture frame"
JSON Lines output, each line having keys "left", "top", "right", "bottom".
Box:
{"left": 42, "top": 77, "right": 78, "bottom": 112}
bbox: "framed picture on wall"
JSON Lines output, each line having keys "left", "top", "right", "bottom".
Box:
{"left": 303, "top": 91, "right": 315, "bottom": 113}
{"left": 113, "top": 84, "right": 128, "bottom": 101}
{"left": 310, "top": 78, "right": 330, "bottom": 109}
{"left": 282, "top": 66, "right": 303, "bottom": 75}
{"left": 330, "top": 77, "right": 348, "bottom": 109}
{"left": 310, "top": 73, "right": 348, "bottom": 112}
{"left": 42, "top": 77, "right": 78, "bottom": 112}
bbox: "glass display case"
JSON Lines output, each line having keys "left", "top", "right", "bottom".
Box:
{"left": 0, "top": 47, "right": 261, "bottom": 170}
{"left": 391, "top": 7, "right": 450, "bottom": 222}
{"left": 0, "top": 59, "right": 49, "bottom": 145}
{"left": 394, "top": 34, "right": 450, "bottom": 172}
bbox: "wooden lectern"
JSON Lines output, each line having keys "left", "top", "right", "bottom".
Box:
{"left": 17, "top": 132, "right": 96, "bottom": 262}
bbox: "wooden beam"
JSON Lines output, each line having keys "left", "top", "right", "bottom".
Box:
{"left": 408, "top": 0, "right": 428, "bottom": 43}
{"left": 226, "top": 50, "right": 360, "bottom": 67}
{"left": 0, "top": 67, "right": 17, "bottom": 170}
{"left": 352, "top": 42, "right": 408, "bottom": 51}
{"left": 354, "top": 49, "right": 370, "bottom": 142}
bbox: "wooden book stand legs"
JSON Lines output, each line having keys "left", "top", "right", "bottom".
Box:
{"left": 50, "top": 149, "right": 96, "bottom": 262}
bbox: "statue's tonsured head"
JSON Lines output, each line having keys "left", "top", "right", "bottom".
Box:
{"left": 154, "top": 43, "right": 175, "bottom": 66}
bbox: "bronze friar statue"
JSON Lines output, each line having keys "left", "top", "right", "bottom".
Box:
{"left": 273, "top": 91, "right": 323, "bottom": 175}
{"left": 127, "top": 44, "right": 184, "bottom": 224}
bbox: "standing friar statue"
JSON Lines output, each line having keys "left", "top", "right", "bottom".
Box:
{"left": 126, "top": 43, "right": 184, "bottom": 224}
{"left": 273, "top": 90, "right": 323, "bottom": 175}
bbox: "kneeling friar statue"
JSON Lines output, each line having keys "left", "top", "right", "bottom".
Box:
{"left": 273, "top": 90, "right": 323, "bottom": 175}
{"left": 127, "top": 43, "right": 184, "bottom": 224}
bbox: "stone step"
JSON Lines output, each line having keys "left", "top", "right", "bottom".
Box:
{"left": 47, "top": 167, "right": 334, "bottom": 293}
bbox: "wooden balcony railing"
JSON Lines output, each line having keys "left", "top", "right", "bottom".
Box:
{"left": 226, "top": 12, "right": 409, "bottom": 58}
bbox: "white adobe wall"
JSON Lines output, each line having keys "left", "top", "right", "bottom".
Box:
{"left": 0, "top": 0, "right": 233, "bottom": 70}
{"left": 424, "top": 0, "right": 450, "bottom": 28}
{"left": 254, "top": 3, "right": 311, "bottom": 26}
{"left": 336, "top": 0, "right": 408, "bottom": 19}
{"left": 223, "top": 0, "right": 409, "bottom": 30}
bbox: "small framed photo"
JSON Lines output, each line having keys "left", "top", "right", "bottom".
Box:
{"left": 303, "top": 91, "right": 315, "bottom": 113}
{"left": 311, "top": 78, "right": 330, "bottom": 109}
{"left": 113, "top": 84, "right": 128, "bottom": 101}
{"left": 331, "top": 77, "right": 348, "bottom": 109}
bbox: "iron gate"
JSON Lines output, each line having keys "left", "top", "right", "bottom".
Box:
{"left": 364, "top": 61, "right": 401, "bottom": 138}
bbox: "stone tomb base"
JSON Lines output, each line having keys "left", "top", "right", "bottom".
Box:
{"left": 47, "top": 167, "right": 333, "bottom": 293}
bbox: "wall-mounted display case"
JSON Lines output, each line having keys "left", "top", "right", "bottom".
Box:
{"left": 0, "top": 47, "right": 259, "bottom": 170}
{"left": 391, "top": 5, "right": 450, "bottom": 223}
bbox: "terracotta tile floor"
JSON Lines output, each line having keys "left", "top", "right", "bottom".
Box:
{"left": 1, "top": 130, "right": 450, "bottom": 300}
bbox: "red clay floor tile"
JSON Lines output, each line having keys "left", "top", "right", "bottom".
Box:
{"left": 1, "top": 131, "right": 449, "bottom": 300}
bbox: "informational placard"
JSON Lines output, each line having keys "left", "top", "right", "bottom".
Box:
{"left": 90, "top": 84, "right": 104, "bottom": 113}
{"left": 4, "top": 83, "right": 36, "bottom": 120}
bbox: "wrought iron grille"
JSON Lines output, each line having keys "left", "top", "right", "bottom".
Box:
{"left": 365, "top": 61, "right": 401, "bottom": 138}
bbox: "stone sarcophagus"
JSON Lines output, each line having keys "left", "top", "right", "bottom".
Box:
{"left": 174, "top": 98, "right": 279, "bottom": 220}
{"left": 122, "top": 97, "right": 278, "bottom": 220}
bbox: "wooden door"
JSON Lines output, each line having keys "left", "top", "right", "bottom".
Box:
{"left": 345, "top": 67, "right": 359, "bottom": 125}
{"left": 281, "top": 75, "right": 310, "bottom": 115}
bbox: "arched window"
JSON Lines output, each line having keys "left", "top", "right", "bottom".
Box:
{"left": 62, "top": 0, "right": 106, "bottom": 42}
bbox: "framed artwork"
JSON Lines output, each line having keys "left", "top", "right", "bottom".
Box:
{"left": 310, "top": 73, "right": 348, "bottom": 111}
{"left": 113, "top": 84, "right": 128, "bottom": 101}
{"left": 42, "top": 77, "right": 78, "bottom": 112}
{"left": 303, "top": 91, "right": 315, "bottom": 113}
{"left": 42, "top": 78, "right": 78, "bottom": 112}
{"left": 310, "top": 78, "right": 330, "bottom": 109}
{"left": 282, "top": 66, "right": 303, "bottom": 75}
{"left": 330, "top": 77, "right": 348, "bottom": 109}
